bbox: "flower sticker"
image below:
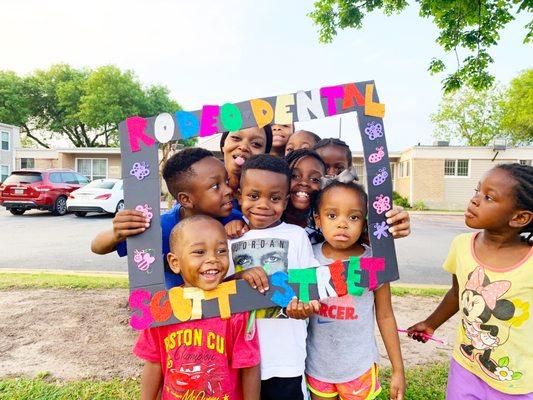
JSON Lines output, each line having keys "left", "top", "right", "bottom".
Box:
{"left": 130, "top": 162, "right": 150, "bottom": 180}
{"left": 135, "top": 203, "right": 154, "bottom": 222}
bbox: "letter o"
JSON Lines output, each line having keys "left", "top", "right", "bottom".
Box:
{"left": 154, "top": 112, "right": 175, "bottom": 143}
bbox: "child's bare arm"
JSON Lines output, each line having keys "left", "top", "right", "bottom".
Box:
{"left": 225, "top": 219, "right": 250, "bottom": 239}
{"left": 408, "top": 275, "right": 459, "bottom": 342}
{"left": 140, "top": 361, "right": 163, "bottom": 400}
{"left": 375, "top": 283, "right": 405, "bottom": 400}
{"left": 241, "top": 364, "right": 260, "bottom": 400}
{"left": 385, "top": 207, "right": 411, "bottom": 239}
{"left": 91, "top": 210, "right": 149, "bottom": 254}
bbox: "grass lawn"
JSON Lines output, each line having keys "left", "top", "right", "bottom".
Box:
{"left": 0, "top": 272, "right": 448, "bottom": 297}
{"left": 0, "top": 363, "right": 449, "bottom": 400}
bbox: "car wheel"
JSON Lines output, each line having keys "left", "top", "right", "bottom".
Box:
{"left": 9, "top": 208, "right": 25, "bottom": 216}
{"left": 52, "top": 196, "right": 68, "bottom": 216}
{"left": 115, "top": 200, "right": 125, "bottom": 214}
{"left": 74, "top": 211, "right": 87, "bottom": 217}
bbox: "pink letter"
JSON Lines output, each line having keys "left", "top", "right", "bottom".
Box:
{"left": 199, "top": 105, "right": 220, "bottom": 138}
{"left": 129, "top": 289, "right": 155, "bottom": 330}
{"left": 126, "top": 116, "right": 156, "bottom": 153}
{"left": 361, "top": 258, "right": 385, "bottom": 291}
{"left": 320, "top": 86, "right": 344, "bottom": 116}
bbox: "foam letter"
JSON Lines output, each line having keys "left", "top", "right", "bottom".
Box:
{"left": 329, "top": 260, "right": 347, "bottom": 296}
{"left": 168, "top": 286, "right": 192, "bottom": 321}
{"left": 320, "top": 85, "right": 344, "bottom": 116}
{"left": 154, "top": 113, "right": 175, "bottom": 143}
{"left": 342, "top": 83, "right": 365, "bottom": 109}
{"left": 274, "top": 94, "right": 295, "bottom": 124}
{"left": 288, "top": 268, "right": 317, "bottom": 303}
{"left": 183, "top": 287, "right": 206, "bottom": 320}
{"left": 126, "top": 116, "right": 156, "bottom": 153}
{"left": 204, "top": 280, "right": 237, "bottom": 319}
{"left": 270, "top": 271, "right": 296, "bottom": 307}
{"left": 129, "top": 289, "right": 154, "bottom": 330}
{"left": 220, "top": 103, "right": 243, "bottom": 131}
{"left": 347, "top": 257, "right": 364, "bottom": 296}
{"left": 364, "top": 83, "right": 385, "bottom": 118}
{"left": 250, "top": 99, "right": 274, "bottom": 128}
{"left": 296, "top": 89, "right": 325, "bottom": 121}
{"left": 361, "top": 258, "right": 386, "bottom": 291}
{"left": 199, "top": 105, "right": 220, "bottom": 138}
{"left": 316, "top": 266, "right": 337, "bottom": 300}
{"left": 150, "top": 290, "right": 172, "bottom": 322}
{"left": 175, "top": 111, "right": 200, "bottom": 139}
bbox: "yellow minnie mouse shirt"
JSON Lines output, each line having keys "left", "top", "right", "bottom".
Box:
{"left": 444, "top": 232, "right": 533, "bottom": 395}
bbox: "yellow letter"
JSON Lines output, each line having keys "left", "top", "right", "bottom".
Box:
{"left": 169, "top": 287, "right": 192, "bottom": 322}
{"left": 183, "top": 287, "right": 206, "bottom": 320}
{"left": 204, "top": 281, "right": 237, "bottom": 319}
{"left": 364, "top": 84, "right": 385, "bottom": 118}
{"left": 250, "top": 99, "right": 274, "bottom": 128}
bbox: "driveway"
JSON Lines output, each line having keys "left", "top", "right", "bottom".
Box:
{"left": 0, "top": 208, "right": 471, "bottom": 285}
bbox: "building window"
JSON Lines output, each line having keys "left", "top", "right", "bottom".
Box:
{"left": 398, "top": 160, "right": 410, "bottom": 178}
{"left": 76, "top": 158, "right": 107, "bottom": 181}
{"left": 390, "top": 163, "right": 396, "bottom": 179}
{"left": 519, "top": 160, "right": 532, "bottom": 166}
{"left": 445, "top": 159, "right": 469, "bottom": 177}
{"left": 21, "top": 158, "right": 35, "bottom": 169}
{"left": 1, "top": 131, "right": 9, "bottom": 151}
{"left": 1, "top": 165, "right": 9, "bottom": 182}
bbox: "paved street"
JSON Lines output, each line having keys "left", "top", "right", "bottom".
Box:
{"left": 0, "top": 208, "right": 471, "bottom": 285}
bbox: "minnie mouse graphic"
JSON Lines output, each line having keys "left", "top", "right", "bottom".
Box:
{"left": 460, "top": 266, "right": 519, "bottom": 381}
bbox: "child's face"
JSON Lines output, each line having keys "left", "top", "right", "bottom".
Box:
{"left": 465, "top": 168, "right": 523, "bottom": 231}
{"left": 238, "top": 169, "right": 289, "bottom": 229}
{"left": 316, "top": 144, "right": 350, "bottom": 177}
{"left": 271, "top": 124, "right": 294, "bottom": 149}
{"left": 314, "top": 186, "right": 366, "bottom": 250}
{"left": 285, "top": 131, "right": 318, "bottom": 155}
{"left": 186, "top": 157, "right": 234, "bottom": 217}
{"left": 290, "top": 156, "right": 324, "bottom": 211}
{"left": 222, "top": 127, "right": 268, "bottom": 175}
{"left": 168, "top": 219, "right": 229, "bottom": 290}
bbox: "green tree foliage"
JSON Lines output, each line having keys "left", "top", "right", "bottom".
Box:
{"left": 431, "top": 69, "right": 532, "bottom": 146}
{"left": 309, "top": 0, "right": 532, "bottom": 92}
{"left": 0, "top": 64, "right": 182, "bottom": 148}
{"left": 500, "top": 69, "right": 533, "bottom": 144}
{"left": 431, "top": 86, "right": 504, "bottom": 146}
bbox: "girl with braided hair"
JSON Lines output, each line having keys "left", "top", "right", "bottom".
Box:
{"left": 408, "top": 163, "right": 533, "bottom": 399}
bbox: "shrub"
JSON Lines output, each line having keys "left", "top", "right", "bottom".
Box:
{"left": 393, "top": 191, "right": 410, "bottom": 208}
{"left": 412, "top": 201, "right": 428, "bottom": 211}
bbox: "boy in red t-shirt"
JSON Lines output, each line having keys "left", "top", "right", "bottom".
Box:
{"left": 134, "top": 215, "right": 260, "bottom": 400}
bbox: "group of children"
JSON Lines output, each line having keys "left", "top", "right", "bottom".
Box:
{"left": 91, "top": 124, "right": 533, "bottom": 400}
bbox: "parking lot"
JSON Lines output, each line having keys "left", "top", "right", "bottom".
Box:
{"left": 0, "top": 208, "right": 471, "bottom": 285}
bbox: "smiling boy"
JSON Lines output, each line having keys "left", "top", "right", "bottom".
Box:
{"left": 228, "top": 154, "right": 318, "bottom": 400}
{"left": 134, "top": 216, "right": 260, "bottom": 400}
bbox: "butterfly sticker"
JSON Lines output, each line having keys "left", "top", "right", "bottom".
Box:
{"left": 364, "top": 122, "right": 383, "bottom": 141}
{"left": 373, "top": 194, "right": 391, "bottom": 214}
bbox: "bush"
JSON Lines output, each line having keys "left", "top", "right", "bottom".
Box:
{"left": 412, "top": 201, "right": 428, "bottom": 211}
{"left": 393, "top": 191, "right": 410, "bottom": 208}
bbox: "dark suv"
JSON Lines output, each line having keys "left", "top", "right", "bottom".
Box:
{"left": 0, "top": 169, "right": 89, "bottom": 215}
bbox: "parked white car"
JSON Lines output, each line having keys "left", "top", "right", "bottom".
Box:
{"left": 67, "top": 179, "right": 124, "bottom": 216}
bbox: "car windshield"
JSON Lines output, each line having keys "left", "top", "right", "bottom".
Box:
{"left": 3, "top": 172, "right": 43, "bottom": 185}
{"left": 86, "top": 180, "right": 117, "bottom": 190}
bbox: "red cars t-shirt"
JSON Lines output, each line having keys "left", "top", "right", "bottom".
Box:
{"left": 134, "top": 312, "right": 259, "bottom": 400}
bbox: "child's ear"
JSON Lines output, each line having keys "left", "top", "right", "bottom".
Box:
{"left": 313, "top": 213, "right": 321, "bottom": 229}
{"left": 177, "top": 192, "right": 194, "bottom": 210}
{"left": 237, "top": 188, "right": 243, "bottom": 206}
{"left": 510, "top": 210, "right": 533, "bottom": 230}
{"left": 167, "top": 252, "right": 181, "bottom": 275}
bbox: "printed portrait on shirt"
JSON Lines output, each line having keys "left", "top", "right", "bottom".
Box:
{"left": 232, "top": 238, "right": 289, "bottom": 319}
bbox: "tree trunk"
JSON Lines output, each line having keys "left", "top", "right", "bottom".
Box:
{"left": 22, "top": 124, "right": 50, "bottom": 148}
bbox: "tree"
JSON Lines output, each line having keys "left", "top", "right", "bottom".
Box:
{"left": 431, "top": 86, "right": 504, "bottom": 146}
{"left": 500, "top": 69, "right": 533, "bottom": 145}
{"left": 0, "top": 71, "right": 49, "bottom": 147}
{"left": 0, "top": 64, "right": 182, "bottom": 148}
{"left": 309, "top": 0, "right": 532, "bottom": 92}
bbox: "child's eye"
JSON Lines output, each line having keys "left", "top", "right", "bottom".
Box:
{"left": 248, "top": 194, "right": 259, "bottom": 200}
{"left": 217, "top": 248, "right": 227, "bottom": 255}
{"left": 291, "top": 173, "right": 301, "bottom": 180}
{"left": 349, "top": 215, "right": 359, "bottom": 221}
{"left": 311, "top": 177, "right": 321, "bottom": 183}
{"left": 484, "top": 195, "right": 493, "bottom": 201}
{"left": 271, "top": 196, "right": 281, "bottom": 202}
{"left": 327, "top": 213, "right": 336, "bottom": 220}
{"left": 211, "top": 183, "right": 220, "bottom": 190}
{"left": 193, "top": 250, "right": 205, "bottom": 255}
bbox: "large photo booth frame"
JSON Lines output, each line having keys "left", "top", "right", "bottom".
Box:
{"left": 119, "top": 80, "right": 399, "bottom": 330}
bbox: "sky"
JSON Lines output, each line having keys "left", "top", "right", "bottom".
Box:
{"left": 1, "top": 0, "right": 531, "bottom": 151}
